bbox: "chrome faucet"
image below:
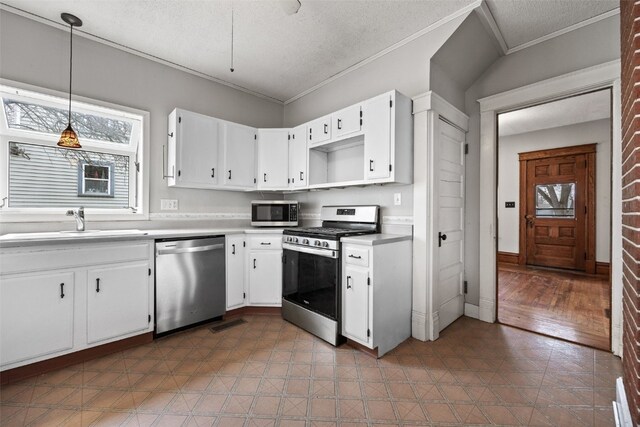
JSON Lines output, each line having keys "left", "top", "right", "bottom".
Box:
{"left": 66, "top": 207, "right": 85, "bottom": 231}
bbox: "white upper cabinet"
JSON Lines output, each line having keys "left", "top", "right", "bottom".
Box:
{"left": 307, "top": 115, "right": 332, "bottom": 145}
{"left": 222, "top": 121, "right": 257, "bottom": 189}
{"left": 363, "top": 91, "right": 412, "bottom": 184}
{"left": 257, "top": 129, "right": 289, "bottom": 190}
{"left": 332, "top": 104, "right": 362, "bottom": 139}
{"left": 168, "top": 108, "right": 221, "bottom": 188}
{"left": 288, "top": 125, "right": 307, "bottom": 189}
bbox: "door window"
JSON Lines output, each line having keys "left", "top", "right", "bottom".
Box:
{"left": 535, "top": 183, "right": 575, "bottom": 218}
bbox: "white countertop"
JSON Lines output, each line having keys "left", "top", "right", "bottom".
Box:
{"left": 0, "top": 227, "right": 285, "bottom": 248}
{"left": 340, "top": 233, "right": 412, "bottom": 246}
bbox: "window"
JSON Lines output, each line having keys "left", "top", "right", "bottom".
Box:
{"left": 0, "top": 83, "right": 148, "bottom": 219}
{"left": 535, "top": 183, "right": 575, "bottom": 218}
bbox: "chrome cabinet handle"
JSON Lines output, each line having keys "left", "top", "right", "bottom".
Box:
{"left": 348, "top": 254, "right": 362, "bottom": 259}
{"left": 253, "top": 259, "right": 257, "bottom": 269}
{"left": 263, "top": 173, "right": 267, "bottom": 182}
{"left": 232, "top": 244, "right": 235, "bottom": 255}
{"left": 60, "top": 283, "right": 65, "bottom": 299}
{"left": 300, "top": 171, "right": 304, "bottom": 181}
{"left": 337, "top": 119, "right": 342, "bottom": 129}
{"left": 96, "top": 278, "right": 100, "bottom": 293}
{"left": 211, "top": 168, "right": 215, "bottom": 178}
{"left": 346, "top": 276, "right": 352, "bottom": 289}
{"left": 369, "top": 159, "right": 374, "bottom": 171}
{"left": 324, "top": 123, "right": 328, "bottom": 134}
{"left": 260, "top": 242, "right": 271, "bottom": 246}
{"left": 228, "top": 170, "right": 232, "bottom": 180}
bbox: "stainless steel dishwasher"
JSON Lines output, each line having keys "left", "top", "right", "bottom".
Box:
{"left": 155, "top": 236, "right": 225, "bottom": 335}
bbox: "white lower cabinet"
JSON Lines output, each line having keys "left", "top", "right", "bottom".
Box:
{"left": 341, "top": 237, "right": 412, "bottom": 357}
{"left": 247, "top": 235, "right": 282, "bottom": 306}
{"left": 225, "top": 234, "right": 246, "bottom": 310}
{"left": 0, "top": 240, "right": 154, "bottom": 371}
{"left": 0, "top": 271, "right": 75, "bottom": 366}
{"left": 87, "top": 262, "right": 151, "bottom": 344}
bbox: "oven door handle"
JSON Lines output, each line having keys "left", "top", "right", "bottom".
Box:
{"left": 283, "top": 243, "right": 339, "bottom": 259}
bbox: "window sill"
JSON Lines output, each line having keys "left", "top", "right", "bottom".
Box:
{"left": 0, "top": 209, "right": 149, "bottom": 223}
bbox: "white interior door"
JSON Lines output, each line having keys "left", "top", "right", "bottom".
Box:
{"left": 433, "top": 118, "right": 465, "bottom": 333}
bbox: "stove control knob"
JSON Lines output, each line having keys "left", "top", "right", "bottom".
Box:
{"left": 314, "top": 240, "right": 321, "bottom": 247}
{"left": 292, "top": 237, "right": 298, "bottom": 243}
{"left": 285, "top": 237, "right": 291, "bottom": 242}
{"left": 322, "top": 241, "right": 330, "bottom": 248}
{"left": 302, "top": 239, "right": 309, "bottom": 245}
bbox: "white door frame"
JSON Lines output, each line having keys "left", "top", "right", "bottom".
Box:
{"left": 477, "top": 60, "right": 623, "bottom": 356}
{"left": 412, "top": 91, "right": 469, "bottom": 341}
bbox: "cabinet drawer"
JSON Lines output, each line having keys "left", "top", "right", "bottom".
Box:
{"left": 332, "top": 104, "right": 361, "bottom": 138}
{"left": 248, "top": 236, "right": 283, "bottom": 250}
{"left": 344, "top": 247, "right": 369, "bottom": 267}
{"left": 1, "top": 241, "right": 152, "bottom": 275}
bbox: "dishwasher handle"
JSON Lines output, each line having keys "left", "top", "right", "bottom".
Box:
{"left": 157, "top": 243, "right": 224, "bottom": 256}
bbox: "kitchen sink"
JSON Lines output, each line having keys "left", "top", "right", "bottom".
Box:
{"left": 1, "top": 229, "right": 147, "bottom": 241}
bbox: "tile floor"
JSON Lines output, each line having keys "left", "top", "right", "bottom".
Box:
{"left": 0, "top": 315, "right": 622, "bottom": 426}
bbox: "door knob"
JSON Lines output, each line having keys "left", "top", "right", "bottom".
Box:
{"left": 525, "top": 214, "right": 534, "bottom": 227}
{"left": 438, "top": 232, "right": 447, "bottom": 247}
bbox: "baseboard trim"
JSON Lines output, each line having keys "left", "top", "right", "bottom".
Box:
{"left": 411, "top": 310, "right": 427, "bottom": 341}
{"left": 464, "top": 303, "right": 480, "bottom": 319}
{"left": 0, "top": 332, "right": 153, "bottom": 386}
{"left": 479, "top": 297, "right": 496, "bottom": 323}
{"left": 497, "top": 251, "right": 519, "bottom": 265}
{"left": 614, "top": 377, "right": 633, "bottom": 427}
{"left": 224, "top": 306, "right": 282, "bottom": 317}
{"left": 596, "top": 261, "right": 610, "bottom": 276}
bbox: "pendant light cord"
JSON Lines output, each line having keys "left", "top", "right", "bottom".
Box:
{"left": 230, "top": 3, "right": 234, "bottom": 72}
{"left": 68, "top": 23, "right": 73, "bottom": 124}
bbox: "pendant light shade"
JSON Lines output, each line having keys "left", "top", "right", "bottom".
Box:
{"left": 57, "top": 12, "right": 83, "bottom": 149}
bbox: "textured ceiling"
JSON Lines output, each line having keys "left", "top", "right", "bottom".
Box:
{"left": 486, "top": 0, "right": 618, "bottom": 49}
{"left": 498, "top": 89, "right": 611, "bottom": 137}
{"left": 1, "top": 0, "right": 620, "bottom": 103}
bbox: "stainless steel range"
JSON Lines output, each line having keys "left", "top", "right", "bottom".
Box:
{"left": 281, "top": 205, "right": 380, "bottom": 345}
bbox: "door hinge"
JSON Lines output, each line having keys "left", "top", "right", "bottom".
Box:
{"left": 254, "top": 134, "right": 257, "bottom": 140}
{"left": 148, "top": 268, "right": 151, "bottom": 276}
{"left": 367, "top": 277, "right": 370, "bottom": 286}
{"left": 389, "top": 100, "right": 393, "bottom": 108}
{"left": 178, "top": 170, "right": 181, "bottom": 177}
{"left": 148, "top": 314, "right": 151, "bottom": 323}
{"left": 367, "top": 329, "right": 371, "bottom": 337}
{"left": 463, "top": 280, "right": 468, "bottom": 294}
{"left": 465, "top": 144, "right": 469, "bottom": 155}
{"left": 178, "top": 116, "right": 181, "bottom": 123}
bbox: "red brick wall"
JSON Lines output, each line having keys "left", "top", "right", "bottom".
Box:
{"left": 621, "top": 1, "right": 640, "bottom": 424}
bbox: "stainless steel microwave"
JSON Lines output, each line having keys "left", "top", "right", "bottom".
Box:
{"left": 251, "top": 200, "right": 299, "bottom": 227}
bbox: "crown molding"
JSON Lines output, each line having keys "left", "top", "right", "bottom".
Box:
{"left": 474, "top": 1, "right": 508, "bottom": 56}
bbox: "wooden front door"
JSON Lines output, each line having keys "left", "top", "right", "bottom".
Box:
{"left": 519, "top": 144, "right": 596, "bottom": 273}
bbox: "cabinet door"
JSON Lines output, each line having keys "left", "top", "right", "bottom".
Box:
{"left": 176, "top": 109, "right": 220, "bottom": 187}
{"left": 248, "top": 251, "right": 282, "bottom": 305}
{"left": 257, "top": 129, "right": 289, "bottom": 189}
{"left": 0, "top": 272, "right": 74, "bottom": 366}
{"left": 224, "top": 122, "right": 257, "bottom": 189}
{"left": 343, "top": 265, "right": 370, "bottom": 344}
{"left": 87, "top": 262, "right": 150, "bottom": 344}
{"left": 307, "top": 115, "right": 331, "bottom": 145}
{"left": 226, "top": 235, "right": 246, "bottom": 310}
{"left": 289, "top": 125, "right": 307, "bottom": 189}
{"left": 363, "top": 94, "right": 392, "bottom": 180}
{"left": 332, "top": 104, "right": 362, "bottom": 139}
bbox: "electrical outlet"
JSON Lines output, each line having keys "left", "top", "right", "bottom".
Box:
{"left": 394, "top": 193, "right": 402, "bottom": 206}
{"left": 161, "top": 199, "right": 178, "bottom": 210}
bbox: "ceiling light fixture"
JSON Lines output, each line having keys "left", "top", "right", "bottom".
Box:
{"left": 57, "top": 12, "right": 83, "bottom": 149}
{"left": 230, "top": 3, "right": 234, "bottom": 72}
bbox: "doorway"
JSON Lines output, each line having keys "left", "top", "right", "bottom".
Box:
{"left": 496, "top": 89, "right": 612, "bottom": 350}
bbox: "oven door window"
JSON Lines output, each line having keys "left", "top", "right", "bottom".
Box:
{"left": 283, "top": 249, "right": 339, "bottom": 320}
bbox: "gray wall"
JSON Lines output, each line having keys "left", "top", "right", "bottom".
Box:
{"left": 0, "top": 10, "right": 284, "bottom": 232}
{"left": 463, "top": 14, "right": 620, "bottom": 305}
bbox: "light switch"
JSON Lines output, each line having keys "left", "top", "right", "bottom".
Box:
{"left": 505, "top": 201, "right": 516, "bottom": 208}
{"left": 394, "top": 193, "right": 402, "bottom": 206}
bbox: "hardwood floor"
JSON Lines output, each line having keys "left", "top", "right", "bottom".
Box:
{"left": 497, "top": 263, "right": 611, "bottom": 350}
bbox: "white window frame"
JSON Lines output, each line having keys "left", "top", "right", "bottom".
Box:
{"left": 0, "top": 79, "right": 150, "bottom": 222}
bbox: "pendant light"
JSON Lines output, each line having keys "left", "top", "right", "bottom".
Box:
{"left": 57, "top": 12, "right": 83, "bottom": 149}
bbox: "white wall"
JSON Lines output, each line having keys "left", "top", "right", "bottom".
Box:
{"left": 497, "top": 119, "right": 611, "bottom": 262}
{"left": 463, "top": 14, "right": 620, "bottom": 305}
{"left": 0, "top": 10, "right": 284, "bottom": 233}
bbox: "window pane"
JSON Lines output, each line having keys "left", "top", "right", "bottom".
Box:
{"left": 3, "top": 99, "right": 133, "bottom": 145}
{"left": 8, "top": 142, "right": 129, "bottom": 208}
{"left": 535, "top": 183, "right": 575, "bottom": 218}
